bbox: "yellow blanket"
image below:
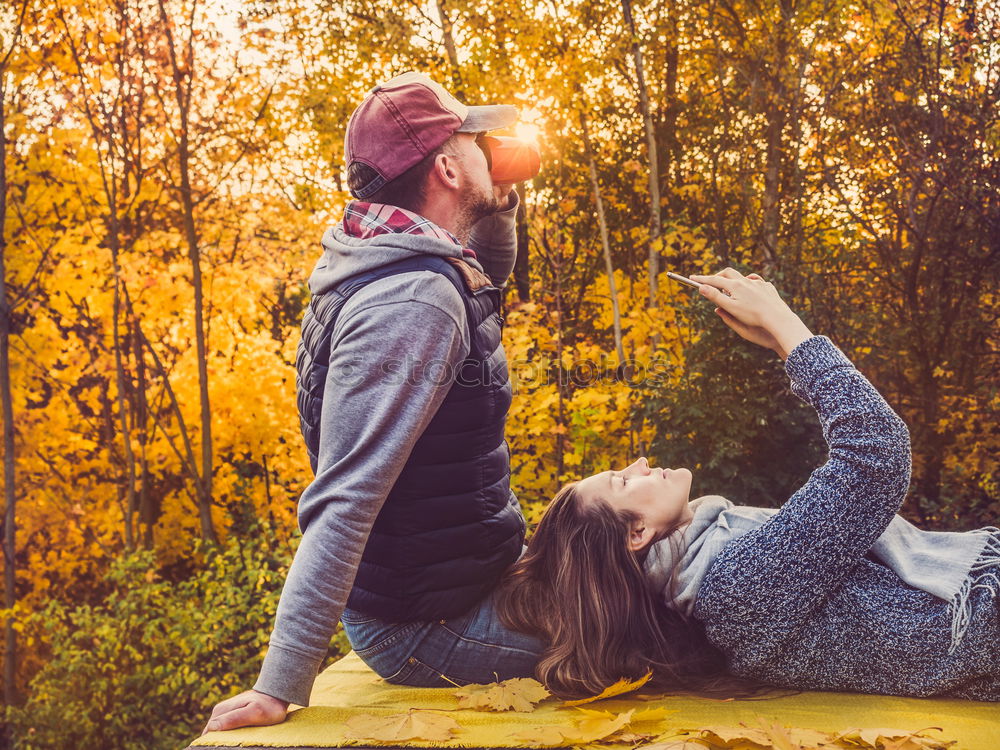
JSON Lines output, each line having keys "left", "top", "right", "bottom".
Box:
{"left": 188, "top": 652, "right": 998, "bottom": 749}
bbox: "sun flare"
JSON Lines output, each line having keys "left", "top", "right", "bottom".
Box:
{"left": 514, "top": 121, "right": 542, "bottom": 143}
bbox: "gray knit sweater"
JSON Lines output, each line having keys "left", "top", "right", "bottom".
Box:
{"left": 694, "top": 336, "right": 1000, "bottom": 701}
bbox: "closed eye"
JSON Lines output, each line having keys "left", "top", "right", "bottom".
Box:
{"left": 607, "top": 471, "right": 627, "bottom": 491}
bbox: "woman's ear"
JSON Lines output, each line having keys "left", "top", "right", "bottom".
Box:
{"left": 627, "top": 522, "right": 656, "bottom": 552}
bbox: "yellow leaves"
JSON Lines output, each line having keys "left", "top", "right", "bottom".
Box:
{"left": 563, "top": 670, "right": 653, "bottom": 705}
{"left": 832, "top": 726, "right": 954, "bottom": 750}
{"left": 507, "top": 718, "right": 958, "bottom": 750}
{"left": 510, "top": 724, "right": 570, "bottom": 746}
{"left": 343, "top": 709, "right": 460, "bottom": 742}
{"left": 674, "top": 183, "right": 703, "bottom": 199}
{"left": 632, "top": 705, "right": 674, "bottom": 723}
{"left": 573, "top": 706, "right": 636, "bottom": 740}
{"left": 0, "top": 603, "right": 28, "bottom": 633}
{"left": 511, "top": 709, "right": 628, "bottom": 746}
{"left": 454, "top": 677, "right": 551, "bottom": 712}
{"left": 658, "top": 721, "right": 958, "bottom": 750}
{"left": 513, "top": 705, "right": 676, "bottom": 747}
{"left": 570, "top": 388, "right": 614, "bottom": 410}
{"left": 448, "top": 678, "right": 670, "bottom": 747}
{"left": 697, "top": 721, "right": 832, "bottom": 749}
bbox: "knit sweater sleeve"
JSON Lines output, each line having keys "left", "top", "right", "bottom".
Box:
{"left": 467, "top": 190, "right": 519, "bottom": 287}
{"left": 694, "top": 336, "right": 911, "bottom": 654}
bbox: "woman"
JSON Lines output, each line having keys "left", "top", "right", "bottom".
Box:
{"left": 496, "top": 268, "right": 1000, "bottom": 701}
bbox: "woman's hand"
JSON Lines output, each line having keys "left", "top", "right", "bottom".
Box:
{"left": 202, "top": 689, "right": 289, "bottom": 735}
{"left": 689, "top": 268, "right": 813, "bottom": 359}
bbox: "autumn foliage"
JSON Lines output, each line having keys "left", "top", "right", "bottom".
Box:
{"left": 0, "top": 0, "right": 997, "bottom": 746}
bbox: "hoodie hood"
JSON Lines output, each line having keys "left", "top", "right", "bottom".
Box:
{"left": 310, "top": 222, "right": 488, "bottom": 296}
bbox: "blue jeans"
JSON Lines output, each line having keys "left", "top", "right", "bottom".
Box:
{"left": 340, "top": 589, "right": 545, "bottom": 686}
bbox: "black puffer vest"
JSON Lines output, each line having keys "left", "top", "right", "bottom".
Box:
{"left": 295, "top": 254, "right": 525, "bottom": 621}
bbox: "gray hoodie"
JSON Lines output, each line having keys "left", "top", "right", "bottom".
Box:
{"left": 251, "top": 196, "right": 521, "bottom": 706}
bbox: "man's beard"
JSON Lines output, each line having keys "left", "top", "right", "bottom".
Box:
{"left": 455, "top": 181, "right": 499, "bottom": 244}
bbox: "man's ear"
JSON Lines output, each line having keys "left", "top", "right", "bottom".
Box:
{"left": 429, "top": 152, "right": 461, "bottom": 191}
{"left": 628, "top": 522, "right": 656, "bottom": 552}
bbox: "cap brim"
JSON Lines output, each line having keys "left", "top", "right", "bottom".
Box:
{"left": 456, "top": 105, "right": 518, "bottom": 133}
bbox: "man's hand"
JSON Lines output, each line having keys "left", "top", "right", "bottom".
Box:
{"left": 202, "top": 689, "right": 290, "bottom": 735}
{"left": 493, "top": 183, "right": 515, "bottom": 211}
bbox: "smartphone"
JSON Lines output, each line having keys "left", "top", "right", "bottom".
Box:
{"left": 666, "top": 271, "right": 701, "bottom": 290}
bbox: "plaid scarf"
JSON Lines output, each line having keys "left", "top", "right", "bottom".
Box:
{"left": 342, "top": 201, "right": 478, "bottom": 260}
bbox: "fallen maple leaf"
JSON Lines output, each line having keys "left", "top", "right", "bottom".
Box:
{"left": 749, "top": 719, "right": 841, "bottom": 750}
{"left": 454, "top": 676, "right": 550, "bottom": 712}
{"left": 563, "top": 671, "right": 653, "bottom": 705}
{"left": 632, "top": 705, "right": 676, "bottom": 724}
{"left": 834, "top": 726, "right": 954, "bottom": 750}
{"left": 697, "top": 723, "right": 780, "bottom": 749}
{"left": 639, "top": 740, "right": 711, "bottom": 750}
{"left": 510, "top": 724, "right": 573, "bottom": 747}
{"left": 883, "top": 736, "right": 957, "bottom": 750}
{"left": 613, "top": 730, "right": 661, "bottom": 744}
{"left": 343, "top": 709, "right": 460, "bottom": 742}
{"left": 572, "top": 707, "right": 636, "bottom": 742}
{"left": 512, "top": 707, "right": 639, "bottom": 746}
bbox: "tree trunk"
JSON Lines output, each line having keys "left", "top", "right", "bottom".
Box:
{"left": 580, "top": 109, "right": 625, "bottom": 363}
{"left": 0, "top": 2, "right": 34, "bottom": 703}
{"left": 135, "top": 321, "right": 212, "bottom": 524}
{"left": 435, "top": 0, "right": 465, "bottom": 98}
{"left": 108, "top": 217, "right": 138, "bottom": 550}
{"left": 0, "top": 61, "right": 19, "bottom": 715}
{"left": 512, "top": 182, "right": 530, "bottom": 302}
{"left": 759, "top": 3, "right": 790, "bottom": 273}
{"left": 622, "top": 0, "right": 662, "bottom": 309}
{"left": 60, "top": 0, "right": 152, "bottom": 550}
{"left": 134, "top": 320, "right": 153, "bottom": 547}
{"left": 663, "top": 41, "right": 679, "bottom": 189}
{"left": 178, "top": 124, "right": 217, "bottom": 544}
{"left": 554, "top": 254, "right": 565, "bottom": 478}
{"left": 538, "top": 227, "right": 567, "bottom": 476}
{"left": 158, "top": 0, "right": 218, "bottom": 544}
{"left": 760, "top": 109, "right": 782, "bottom": 272}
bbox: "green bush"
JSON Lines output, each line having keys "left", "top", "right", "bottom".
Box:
{"left": 7, "top": 524, "right": 348, "bottom": 750}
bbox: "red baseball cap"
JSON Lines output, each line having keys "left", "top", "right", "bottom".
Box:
{"left": 344, "top": 72, "right": 518, "bottom": 199}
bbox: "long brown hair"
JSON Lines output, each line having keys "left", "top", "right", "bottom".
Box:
{"left": 495, "top": 483, "right": 775, "bottom": 700}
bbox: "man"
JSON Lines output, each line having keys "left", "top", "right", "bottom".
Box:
{"left": 202, "top": 72, "right": 543, "bottom": 734}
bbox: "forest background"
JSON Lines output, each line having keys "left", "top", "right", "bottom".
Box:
{"left": 0, "top": 0, "right": 997, "bottom": 746}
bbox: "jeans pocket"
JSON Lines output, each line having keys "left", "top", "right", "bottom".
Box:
{"left": 347, "top": 620, "right": 423, "bottom": 660}
{"left": 339, "top": 609, "right": 377, "bottom": 626}
{"left": 384, "top": 656, "right": 460, "bottom": 688}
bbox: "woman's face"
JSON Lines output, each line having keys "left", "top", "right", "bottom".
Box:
{"left": 575, "top": 457, "right": 694, "bottom": 551}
